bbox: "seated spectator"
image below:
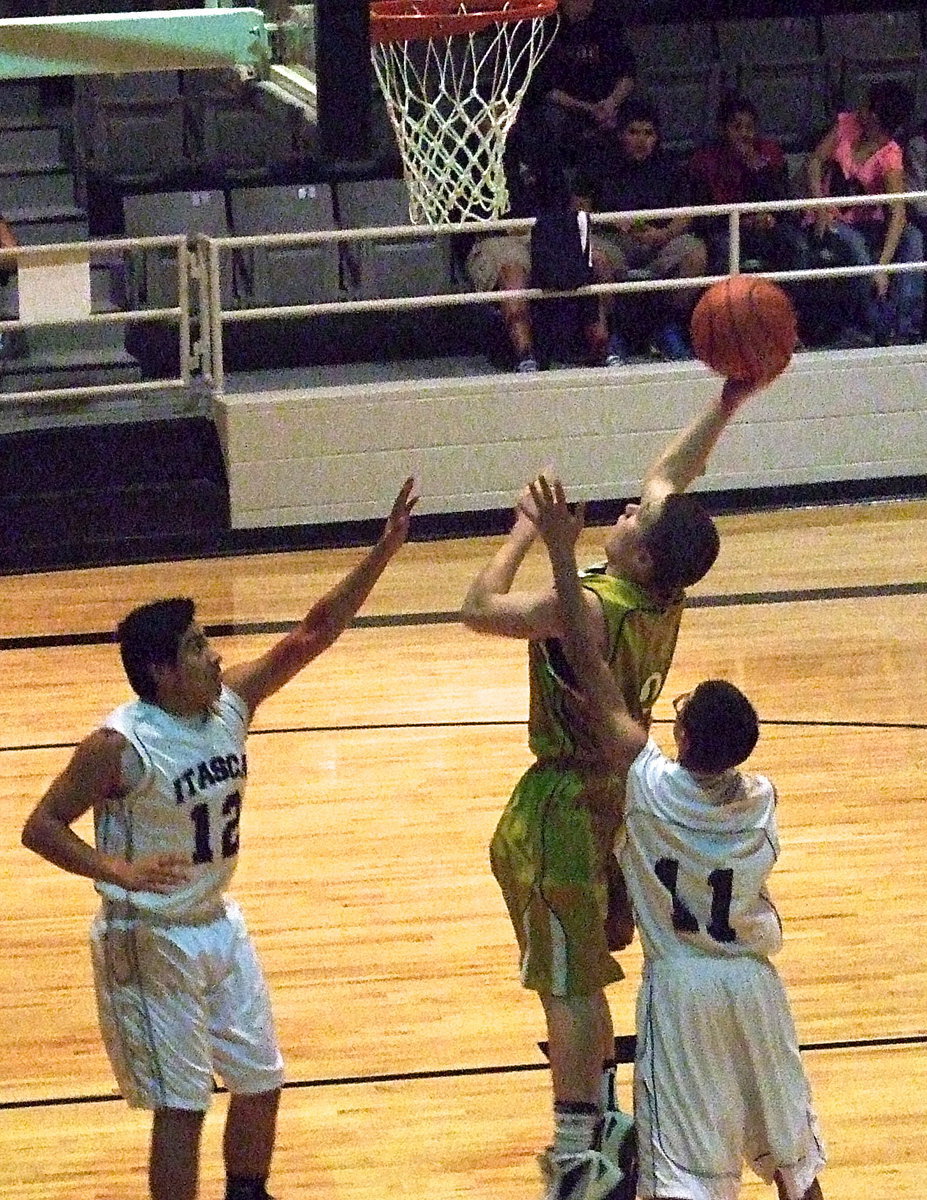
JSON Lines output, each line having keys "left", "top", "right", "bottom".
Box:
{"left": 904, "top": 122, "right": 927, "bottom": 236}
{"left": 806, "top": 80, "right": 924, "bottom": 345}
{"left": 511, "top": 0, "right": 636, "bottom": 180}
{"left": 595, "top": 97, "right": 707, "bottom": 360}
{"left": 688, "top": 92, "right": 812, "bottom": 281}
{"left": 465, "top": 169, "right": 619, "bottom": 372}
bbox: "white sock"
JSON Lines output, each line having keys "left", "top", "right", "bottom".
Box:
{"left": 552, "top": 1102, "right": 602, "bottom": 1157}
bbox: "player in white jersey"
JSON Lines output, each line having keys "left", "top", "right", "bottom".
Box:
{"left": 522, "top": 474, "right": 825, "bottom": 1200}
{"left": 21, "top": 478, "right": 417, "bottom": 1200}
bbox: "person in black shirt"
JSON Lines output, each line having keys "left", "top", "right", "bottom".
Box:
{"left": 595, "top": 99, "right": 706, "bottom": 360}
{"left": 514, "top": 0, "right": 636, "bottom": 177}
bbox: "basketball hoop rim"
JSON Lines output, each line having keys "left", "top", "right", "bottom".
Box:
{"left": 370, "top": 0, "right": 557, "bottom": 44}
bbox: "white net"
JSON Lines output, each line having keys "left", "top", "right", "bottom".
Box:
{"left": 371, "top": 2, "right": 558, "bottom": 225}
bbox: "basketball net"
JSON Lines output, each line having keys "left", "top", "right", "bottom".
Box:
{"left": 370, "top": 1, "right": 558, "bottom": 226}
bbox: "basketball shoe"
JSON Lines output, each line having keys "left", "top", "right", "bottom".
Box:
{"left": 600, "top": 1109, "right": 637, "bottom": 1200}
{"left": 537, "top": 1148, "right": 625, "bottom": 1200}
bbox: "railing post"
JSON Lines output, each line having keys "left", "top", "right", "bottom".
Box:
{"left": 206, "top": 236, "right": 225, "bottom": 398}
{"left": 728, "top": 209, "right": 741, "bottom": 275}
{"left": 178, "top": 237, "right": 193, "bottom": 385}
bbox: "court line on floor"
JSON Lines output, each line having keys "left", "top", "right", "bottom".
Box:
{"left": 3, "top": 716, "right": 925, "bottom": 756}
{"left": 2, "top": 579, "right": 925, "bottom": 653}
{"left": 2, "top": 1031, "right": 925, "bottom": 1112}
{"left": 3, "top": 717, "right": 925, "bottom": 756}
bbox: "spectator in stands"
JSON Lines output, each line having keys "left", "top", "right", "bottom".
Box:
{"left": 688, "top": 93, "right": 812, "bottom": 281}
{"left": 0, "top": 215, "right": 17, "bottom": 360}
{"left": 465, "top": 167, "right": 620, "bottom": 372}
{"left": 594, "top": 97, "right": 707, "bottom": 361}
{"left": 512, "top": 0, "right": 637, "bottom": 179}
{"left": 806, "top": 80, "right": 924, "bottom": 345}
{"left": 904, "top": 122, "right": 927, "bottom": 238}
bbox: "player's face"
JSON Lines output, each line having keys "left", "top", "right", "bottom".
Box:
{"left": 603, "top": 498, "right": 660, "bottom": 573}
{"left": 621, "top": 119, "right": 658, "bottom": 162}
{"left": 171, "top": 621, "right": 223, "bottom": 710}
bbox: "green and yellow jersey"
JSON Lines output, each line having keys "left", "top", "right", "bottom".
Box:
{"left": 527, "top": 565, "right": 683, "bottom": 764}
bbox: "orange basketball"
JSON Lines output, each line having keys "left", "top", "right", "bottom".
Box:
{"left": 690, "top": 276, "right": 797, "bottom": 385}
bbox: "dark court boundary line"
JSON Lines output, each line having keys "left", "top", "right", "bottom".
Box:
{"left": 2, "top": 579, "right": 926, "bottom": 653}
{"left": 3, "top": 716, "right": 925, "bottom": 756}
{"left": 4, "top": 1032, "right": 926, "bottom": 1113}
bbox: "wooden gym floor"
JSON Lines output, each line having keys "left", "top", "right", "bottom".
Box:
{"left": 0, "top": 496, "right": 925, "bottom": 1198}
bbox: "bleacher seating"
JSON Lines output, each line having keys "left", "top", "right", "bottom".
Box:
{"left": 228, "top": 183, "right": 341, "bottom": 307}
{"left": 123, "top": 188, "right": 233, "bottom": 307}
{"left": 336, "top": 178, "right": 455, "bottom": 300}
{"left": 73, "top": 72, "right": 189, "bottom": 187}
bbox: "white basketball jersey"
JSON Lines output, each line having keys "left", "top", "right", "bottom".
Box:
{"left": 95, "top": 686, "right": 249, "bottom": 922}
{"left": 622, "top": 738, "right": 783, "bottom": 961}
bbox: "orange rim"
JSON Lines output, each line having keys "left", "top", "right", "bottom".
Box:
{"left": 370, "top": 0, "right": 557, "bottom": 43}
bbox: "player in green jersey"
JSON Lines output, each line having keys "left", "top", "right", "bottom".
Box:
{"left": 461, "top": 378, "right": 760, "bottom": 1200}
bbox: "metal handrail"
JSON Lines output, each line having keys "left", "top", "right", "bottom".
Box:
{"left": 2, "top": 189, "right": 926, "bottom": 405}
{"left": 0, "top": 233, "right": 195, "bottom": 405}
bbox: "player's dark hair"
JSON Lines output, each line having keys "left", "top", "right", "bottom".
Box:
{"left": 117, "top": 597, "right": 195, "bottom": 702}
{"left": 678, "top": 679, "right": 759, "bottom": 773}
{"left": 643, "top": 493, "right": 720, "bottom": 599}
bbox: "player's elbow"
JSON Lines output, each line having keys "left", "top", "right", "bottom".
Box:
{"left": 459, "top": 594, "right": 489, "bottom": 632}
{"left": 21, "top": 810, "right": 50, "bottom": 856}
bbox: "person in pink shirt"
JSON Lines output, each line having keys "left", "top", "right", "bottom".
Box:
{"left": 807, "top": 80, "right": 923, "bottom": 344}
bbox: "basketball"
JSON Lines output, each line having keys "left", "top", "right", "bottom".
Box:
{"left": 690, "top": 276, "right": 797, "bottom": 385}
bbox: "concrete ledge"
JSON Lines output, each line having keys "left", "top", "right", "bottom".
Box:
{"left": 212, "top": 345, "right": 927, "bottom": 530}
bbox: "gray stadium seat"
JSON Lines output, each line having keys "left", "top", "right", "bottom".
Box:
{"left": 73, "top": 74, "right": 189, "bottom": 185}
{"left": 228, "top": 183, "right": 341, "bottom": 307}
{"left": 336, "top": 178, "right": 455, "bottom": 300}
{"left": 644, "top": 66, "right": 724, "bottom": 156}
{"left": 184, "top": 73, "right": 297, "bottom": 181}
{"left": 123, "top": 190, "right": 232, "bottom": 307}
{"left": 715, "top": 16, "right": 821, "bottom": 66}
{"left": 820, "top": 10, "right": 922, "bottom": 60}
{"left": 625, "top": 20, "right": 716, "bottom": 75}
{"left": 821, "top": 8, "right": 926, "bottom": 124}
{"left": 736, "top": 58, "right": 836, "bottom": 151}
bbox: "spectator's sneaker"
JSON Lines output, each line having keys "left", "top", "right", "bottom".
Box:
{"left": 516, "top": 355, "right": 539, "bottom": 373}
{"left": 600, "top": 1110, "right": 637, "bottom": 1199}
{"left": 538, "top": 1149, "right": 625, "bottom": 1200}
{"left": 604, "top": 333, "right": 627, "bottom": 367}
{"left": 650, "top": 321, "right": 691, "bottom": 361}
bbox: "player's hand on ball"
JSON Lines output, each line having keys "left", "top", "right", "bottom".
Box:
{"left": 118, "top": 852, "right": 191, "bottom": 893}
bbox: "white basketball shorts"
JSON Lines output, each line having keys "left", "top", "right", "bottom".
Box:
{"left": 91, "top": 897, "right": 284, "bottom": 1110}
{"left": 635, "top": 955, "right": 826, "bottom": 1200}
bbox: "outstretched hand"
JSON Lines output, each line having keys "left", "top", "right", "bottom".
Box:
{"left": 518, "top": 475, "right": 585, "bottom": 553}
{"left": 380, "top": 476, "right": 419, "bottom": 555}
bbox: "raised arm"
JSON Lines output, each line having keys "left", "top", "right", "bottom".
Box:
{"left": 224, "top": 477, "right": 418, "bottom": 715}
{"left": 460, "top": 483, "right": 608, "bottom": 647}
{"left": 639, "top": 377, "right": 762, "bottom": 515}
{"left": 21, "top": 729, "right": 190, "bottom": 891}
{"left": 524, "top": 476, "right": 647, "bottom": 776}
